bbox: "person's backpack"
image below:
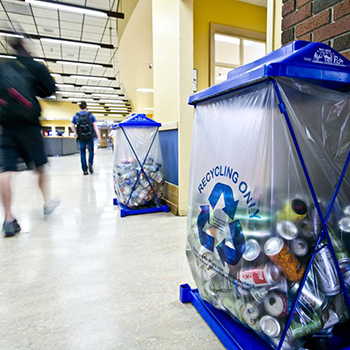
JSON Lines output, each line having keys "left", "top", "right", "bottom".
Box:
{"left": 76, "top": 112, "right": 94, "bottom": 141}
{"left": 0, "top": 60, "right": 40, "bottom": 124}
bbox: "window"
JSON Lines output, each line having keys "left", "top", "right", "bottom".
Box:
{"left": 210, "top": 24, "right": 266, "bottom": 86}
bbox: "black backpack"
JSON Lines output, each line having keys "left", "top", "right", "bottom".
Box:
{"left": 0, "top": 60, "right": 40, "bottom": 124}
{"left": 76, "top": 112, "right": 94, "bottom": 141}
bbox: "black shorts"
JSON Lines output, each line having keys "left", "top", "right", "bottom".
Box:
{"left": 0, "top": 125, "right": 48, "bottom": 172}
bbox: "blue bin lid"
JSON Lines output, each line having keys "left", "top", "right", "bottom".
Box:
{"left": 116, "top": 113, "right": 161, "bottom": 128}
{"left": 189, "top": 41, "right": 350, "bottom": 105}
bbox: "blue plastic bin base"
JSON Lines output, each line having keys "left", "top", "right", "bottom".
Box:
{"left": 179, "top": 284, "right": 350, "bottom": 350}
{"left": 113, "top": 198, "right": 169, "bottom": 218}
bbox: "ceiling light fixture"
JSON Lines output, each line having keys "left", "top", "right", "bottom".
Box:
{"left": 105, "top": 104, "right": 130, "bottom": 108}
{"left": 135, "top": 88, "right": 154, "bottom": 93}
{"left": 0, "top": 55, "right": 16, "bottom": 59}
{"left": 25, "top": 0, "right": 107, "bottom": 17}
{"left": 0, "top": 32, "right": 23, "bottom": 38}
{"left": 56, "top": 61, "right": 103, "bottom": 68}
{"left": 51, "top": 73, "right": 61, "bottom": 78}
{"left": 56, "top": 84, "right": 74, "bottom": 88}
{"left": 99, "top": 100, "right": 126, "bottom": 104}
{"left": 70, "top": 75, "right": 108, "bottom": 81}
{"left": 68, "top": 97, "right": 95, "bottom": 102}
{"left": 56, "top": 91, "right": 85, "bottom": 96}
{"left": 41, "top": 38, "right": 100, "bottom": 49}
{"left": 82, "top": 86, "right": 114, "bottom": 91}
{"left": 92, "top": 94, "right": 122, "bottom": 98}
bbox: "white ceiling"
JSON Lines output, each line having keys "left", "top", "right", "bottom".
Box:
{"left": 237, "top": 0, "right": 267, "bottom": 8}
{"left": 0, "top": 0, "right": 131, "bottom": 116}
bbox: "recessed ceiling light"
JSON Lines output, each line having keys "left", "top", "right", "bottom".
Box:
{"left": 105, "top": 104, "right": 129, "bottom": 107}
{"left": 0, "top": 32, "right": 23, "bottom": 38}
{"left": 92, "top": 94, "right": 121, "bottom": 98}
{"left": 51, "top": 73, "right": 61, "bottom": 78}
{"left": 34, "top": 58, "right": 45, "bottom": 63}
{"left": 68, "top": 97, "right": 95, "bottom": 101}
{"left": 56, "top": 84, "right": 74, "bottom": 88}
{"left": 56, "top": 91, "right": 85, "bottom": 96}
{"left": 56, "top": 61, "right": 103, "bottom": 68}
{"left": 41, "top": 38, "right": 100, "bottom": 49}
{"left": 99, "top": 100, "right": 126, "bottom": 104}
{"left": 70, "top": 75, "right": 108, "bottom": 81}
{"left": 25, "top": 0, "right": 108, "bottom": 18}
{"left": 82, "top": 86, "right": 114, "bottom": 91}
{"left": 0, "top": 55, "right": 16, "bottom": 59}
{"left": 135, "top": 88, "right": 154, "bottom": 93}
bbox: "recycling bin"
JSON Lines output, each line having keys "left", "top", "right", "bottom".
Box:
{"left": 112, "top": 113, "right": 169, "bottom": 217}
{"left": 184, "top": 41, "right": 350, "bottom": 349}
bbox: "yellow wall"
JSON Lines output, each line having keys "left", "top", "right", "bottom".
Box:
{"left": 39, "top": 100, "right": 77, "bottom": 126}
{"left": 194, "top": 0, "right": 267, "bottom": 91}
{"left": 274, "top": 0, "right": 282, "bottom": 50}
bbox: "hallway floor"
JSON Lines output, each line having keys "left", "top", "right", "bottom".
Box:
{"left": 0, "top": 149, "right": 223, "bottom": 350}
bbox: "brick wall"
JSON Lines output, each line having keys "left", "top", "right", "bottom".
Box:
{"left": 281, "top": 0, "right": 350, "bottom": 59}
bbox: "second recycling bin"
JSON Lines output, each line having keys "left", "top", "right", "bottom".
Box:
{"left": 185, "top": 41, "right": 350, "bottom": 349}
{"left": 113, "top": 113, "right": 169, "bottom": 216}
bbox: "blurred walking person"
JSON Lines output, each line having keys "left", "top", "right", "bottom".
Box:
{"left": 0, "top": 37, "right": 59, "bottom": 237}
{"left": 71, "top": 101, "right": 100, "bottom": 175}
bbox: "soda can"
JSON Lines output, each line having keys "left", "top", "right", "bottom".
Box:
{"left": 243, "top": 239, "right": 261, "bottom": 262}
{"left": 264, "top": 237, "right": 304, "bottom": 282}
{"left": 299, "top": 219, "right": 317, "bottom": 244}
{"left": 277, "top": 221, "right": 299, "bottom": 241}
{"left": 344, "top": 206, "right": 350, "bottom": 216}
{"left": 287, "top": 312, "right": 323, "bottom": 341}
{"left": 248, "top": 318, "right": 262, "bottom": 333}
{"left": 322, "top": 309, "right": 340, "bottom": 329}
{"left": 264, "top": 291, "right": 289, "bottom": 318}
{"left": 340, "top": 217, "right": 350, "bottom": 234}
{"left": 260, "top": 315, "right": 281, "bottom": 338}
{"left": 278, "top": 199, "right": 308, "bottom": 222}
{"left": 314, "top": 246, "right": 340, "bottom": 296}
{"left": 290, "top": 238, "right": 309, "bottom": 257}
{"left": 299, "top": 285, "right": 327, "bottom": 311}
{"left": 242, "top": 301, "right": 260, "bottom": 324}
{"left": 339, "top": 258, "right": 350, "bottom": 288}
{"left": 238, "top": 263, "right": 281, "bottom": 287}
{"left": 235, "top": 299, "right": 246, "bottom": 324}
{"left": 311, "top": 206, "right": 322, "bottom": 238}
{"left": 332, "top": 293, "right": 350, "bottom": 322}
{"left": 250, "top": 286, "right": 270, "bottom": 304}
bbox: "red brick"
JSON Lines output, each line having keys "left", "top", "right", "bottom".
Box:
{"left": 296, "top": 0, "right": 311, "bottom": 8}
{"left": 334, "top": 0, "right": 350, "bottom": 20}
{"left": 341, "top": 50, "right": 350, "bottom": 59}
{"left": 295, "top": 9, "right": 330, "bottom": 37}
{"left": 282, "top": 0, "right": 295, "bottom": 16}
{"left": 282, "top": 3, "right": 312, "bottom": 30}
{"left": 314, "top": 14, "right": 350, "bottom": 41}
{"left": 297, "top": 33, "right": 311, "bottom": 41}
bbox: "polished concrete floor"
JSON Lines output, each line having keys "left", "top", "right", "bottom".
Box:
{"left": 0, "top": 149, "right": 223, "bottom": 350}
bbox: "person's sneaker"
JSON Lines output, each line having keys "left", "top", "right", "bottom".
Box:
{"left": 2, "top": 219, "right": 21, "bottom": 237}
{"left": 88, "top": 163, "right": 94, "bottom": 174}
{"left": 44, "top": 198, "right": 61, "bottom": 215}
{"left": 83, "top": 171, "right": 89, "bottom": 175}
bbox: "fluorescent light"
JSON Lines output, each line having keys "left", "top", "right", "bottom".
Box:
{"left": 71, "top": 75, "right": 108, "bottom": 81}
{"left": 135, "top": 88, "right": 154, "bottom": 93}
{"left": 92, "top": 94, "right": 121, "bottom": 98}
{"left": 67, "top": 98, "right": 95, "bottom": 101}
{"left": 0, "top": 55, "right": 16, "bottom": 59}
{"left": 145, "top": 108, "right": 154, "bottom": 110}
{"left": 51, "top": 73, "right": 61, "bottom": 78}
{"left": 56, "top": 91, "right": 85, "bottom": 96}
{"left": 56, "top": 84, "right": 74, "bottom": 88}
{"left": 87, "top": 106, "right": 105, "bottom": 109}
{"left": 25, "top": 0, "right": 108, "bottom": 18}
{"left": 86, "top": 103, "right": 102, "bottom": 106}
{"left": 0, "top": 32, "right": 23, "bottom": 38}
{"left": 105, "top": 104, "right": 129, "bottom": 107}
{"left": 34, "top": 58, "right": 45, "bottom": 63}
{"left": 99, "top": 100, "right": 126, "bottom": 104}
{"left": 82, "top": 86, "right": 114, "bottom": 91}
{"left": 41, "top": 38, "right": 100, "bottom": 49}
{"left": 215, "top": 34, "right": 240, "bottom": 45}
{"left": 56, "top": 61, "right": 103, "bottom": 68}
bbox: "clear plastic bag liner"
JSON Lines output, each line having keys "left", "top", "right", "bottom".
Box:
{"left": 113, "top": 126, "right": 165, "bottom": 208}
{"left": 186, "top": 79, "right": 350, "bottom": 349}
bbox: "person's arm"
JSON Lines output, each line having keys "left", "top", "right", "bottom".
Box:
{"left": 93, "top": 122, "right": 100, "bottom": 141}
{"left": 71, "top": 123, "right": 77, "bottom": 136}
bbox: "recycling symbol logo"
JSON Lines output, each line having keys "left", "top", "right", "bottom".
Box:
{"left": 197, "top": 183, "right": 246, "bottom": 266}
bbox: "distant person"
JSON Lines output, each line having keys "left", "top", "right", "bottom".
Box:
{"left": 71, "top": 101, "right": 100, "bottom": 175}
{"left": 0, "top": 36, "right": 59, "bottom": 237}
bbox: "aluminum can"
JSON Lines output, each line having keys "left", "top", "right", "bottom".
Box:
{"left": 235, "top": 299, "right": 246, "bottom": 324}
{"left": 242, "top": 301, "right": 260, "bottom": 324}
{"left": 338, "top": 257, "right": 350, "bottom": 288}
{"left": 250, "top": 286, "right": 269, "bottom": 303}
{"left": 277, "top": 221, "right": 299, "bottom": 241}
{"left": 314, "top": 246, "right": 340, "bottom": 296}
{"left": 344, "top": 206, "right": 350, "bottom": 216}
{"left": 260, "top": 315, "right": 281, "bottom": 338}
{"left": 243, "top": 239, "right": 261, "bottom": 262}
{"left": 278, "top": 199, "right": 308, "bottom": 222}
{"left": 290, "top": 238, "right": 309, "bottom": 257}
{"left": 299, "top": 286, "right": 327, "bottom": 311}
{"left": 264, "top": 291, "right": 289, "bottom": 317}
{"left": 287, "top": 312, "right": 323, "bottom": 341}
{"left": 329, "top": 228, "right": 350, "bottom": 260}
{"left": 299, "top": 219, "right": 317, "bottom": 244}
{"left": 238, "top": 263, "right": 280, "bottom": 287}
{"left": 264, "top": 237, "right": 304, "bottom": 282}
{"left": 311, "top": 206, "right": 322, "bottom": 238}
{"left": 339, "top": 217, "right": 350, "bottom": 235}
{"left": 322, "top": 309, "right": 340, "bottom": 329}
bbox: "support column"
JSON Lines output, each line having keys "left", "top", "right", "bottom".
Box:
{"left": 51, "top": 126, "right": 56, "bottom": 136}
{"left": 152, "top": 0, "right": 194, "bottom": 216}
